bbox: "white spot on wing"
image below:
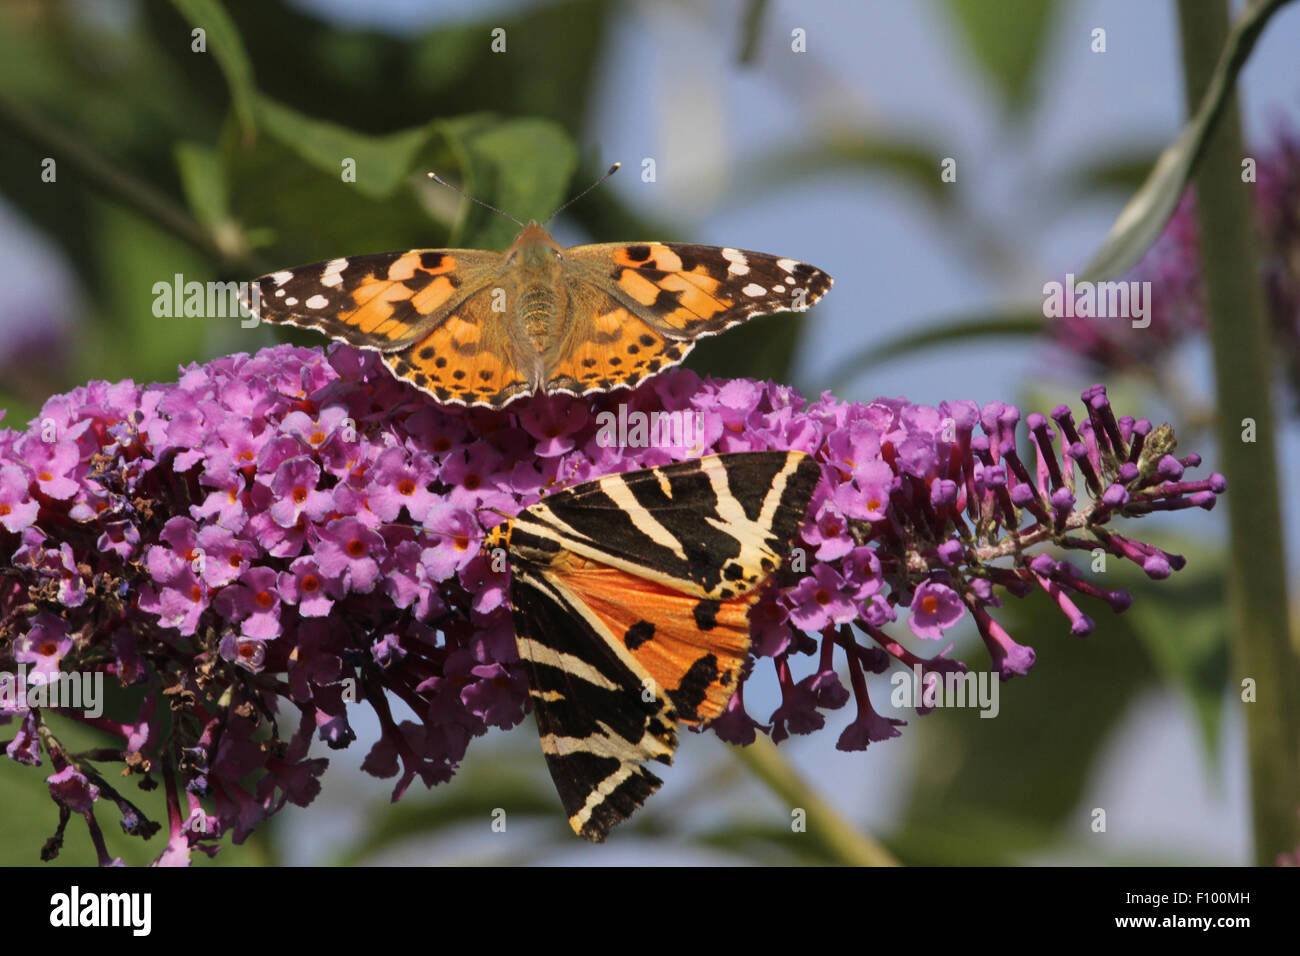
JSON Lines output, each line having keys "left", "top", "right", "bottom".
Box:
{"left": 319, "top": 257, "right": 348, "bottom": 288}
{"left": 284, "top": 297, "right": 298, "bottom": 306}
{"left": 743, "top": 283, "right": 767, "bottom": 297}
{"left": 722, "top": 248, "right": 749, "bottom": 275}
{"left": 776, "top": 258, "right": 799, "bottom": 273}
{"left": 270, "top": 270, "right": 293, "bottom": 287}
{"left": 304, "top": 294, "right": 329, "bottom": 310}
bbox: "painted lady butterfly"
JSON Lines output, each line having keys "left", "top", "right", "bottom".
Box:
{"left": 242, "top": 176, "right": 832, "bottom": 408}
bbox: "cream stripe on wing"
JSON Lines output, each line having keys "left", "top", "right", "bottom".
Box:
{"left": 699, "top": 453, "right": 799, "bottom": 574}
{"left": 515, "top": 633, "right": 621, "bottom": 692}
{"left": 569, "top": 764, "right": 639, "bottom": 831}
{"left": 535, "top": 570, "right": 676, "bottom": 760}
{"left": 527, "top": 476, "right": 689, "bottom": 563}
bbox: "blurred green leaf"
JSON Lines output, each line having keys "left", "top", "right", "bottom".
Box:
{"left": 694, "top": 820, "right": 844, "bottom": 864}
{"left": 1062, "top": 149, "right": 1164, "bottom": 201}
{"left": 256, "top": 95, "right": 429, "bottom": 202}
{"left": 84, "top": 200, "right": 214, "bottom": 385}
{"left": 1079, "top": 0, "right": 1293, "bottom": 281}
{"left": 168, "top": 0, "right": 258, "bottom": 138}
{"left": 0, "top": 393, "right": 38, "bottom": 431}
{"left": 740, "top": 134, "right": 955, "bottom": 208}
{"left": 436, "top": 114, "right": 578, "bottom": 248}
{"left": 898, "top": 578, "right": 1158, "bottom": 851}
{"left": 941, "top": 0, "right": 1059, "bottom": 111}
{"left": 737, "top": 0, "right": 771, "bottom": 64}
{"left": 825, "top": 308, "right": 1046, "bottom": 392}
{"left": 0, "top": 709, "right": 266, "bottom": 866}
{"left": 1125, "top": 551, "right": 1229, "bottom": 760}
{"left": 174, "top": 140, "right": 230, "bottom": 229}
{"left": 334, "top": 747, "right": 572, "bottom": 865}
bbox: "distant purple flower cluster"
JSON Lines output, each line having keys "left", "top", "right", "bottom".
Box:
{"left": 0, "top": 343, "right": 1224, "bottom": 864}
{"left": 1050, "top": 125, "right": 1300, "bottom": 396}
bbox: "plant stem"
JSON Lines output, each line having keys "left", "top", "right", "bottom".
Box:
{"left": 731, "top": 735, "right": 900, "bottom": 865}
{"left": 1177, "top": 0, "right": 1300, "bottom": 865}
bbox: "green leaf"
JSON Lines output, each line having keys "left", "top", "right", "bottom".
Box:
{"left": 942, "top": 0, "right": 1059, "bottom": 111}
{"left": 736, "top": 0, "right": 771, "bottom": 64}
{"left": 1125, "top": 553, "right": 1229, "bottom": 761}
{"left": 0, "top": 709, "right": 267, "bottom": 866}
{"left": 434, "top": 115, "right": 578, "bottom": 249}
{"left": 1062, "top": 149, "right": 1164, "bottom": 201}
{"left": 332, "top": 745, "right": 573, "bottom": 865}
{"left": 174, "top": 141, "right": 229, "bottom": 229}
{"left": 167, "top": 0, "right": 257, "bottom": 139}
{"left": 898, "top": 583, "right": 1158, "bottom": 852}
{"left": 1079, "top": 0, "right": 1294, "bottom": 281}
{"left": 248, "top": 99, "right": 576, "bottom": 247}
{"left": 84, "top": 200, "right": 214, "bottom": 385}
{"left": 255, "top": 95, "right": 430, "bottom": 202}
{"left": 740, "top": 134, "right": 955, "bottom": 208}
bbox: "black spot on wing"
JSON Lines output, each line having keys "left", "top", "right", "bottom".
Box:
{"left": 624, "top": 620, "right": 655, "bottom": 650}
{"left": 693, "top": 600, "right": 720, "bottom": 631}
{"left": 668, "top": 654, "right": 719, "bottom": 723}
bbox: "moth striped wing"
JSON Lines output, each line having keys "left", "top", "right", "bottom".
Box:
{"left": 501, "top": 451, "right": 821, "bottom": 841}
{"left": 513, "top": 451, "right": 822, "bottom": 600}
{"left": 509, "top": 566, "right": 678, "bottom": 842}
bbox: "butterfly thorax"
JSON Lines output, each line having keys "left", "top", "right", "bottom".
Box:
{"left": 505, "top": 223, "right": 568, "bottom": 355}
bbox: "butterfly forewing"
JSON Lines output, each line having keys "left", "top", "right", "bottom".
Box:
{"left": 244, "top": 249, "right": 505, "bottom": 351}
{"left": 500, "top": 451, "right": 821, "bottom": 841}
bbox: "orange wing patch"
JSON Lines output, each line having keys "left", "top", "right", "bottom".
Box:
{"left": 555, "top": 555, "right": 754, "bottom": 725}
{"left": 546, "top": 305, "right": 689, "bottom": 396}
{"left": 385, "top": 309, "right": 533, "bottom": 406}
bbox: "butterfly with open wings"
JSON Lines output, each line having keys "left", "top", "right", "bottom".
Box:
{"left": 242, "top": 170, "right": 832, "bottom": 408}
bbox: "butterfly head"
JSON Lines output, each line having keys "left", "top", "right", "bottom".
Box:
{"left": 506, "top": 222, "right": 564, "bottom": 266}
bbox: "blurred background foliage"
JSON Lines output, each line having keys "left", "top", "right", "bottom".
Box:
{"left": 0, "top": 0, "right": 1292, "bottom": 865}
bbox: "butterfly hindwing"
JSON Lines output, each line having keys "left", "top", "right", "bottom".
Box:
{"left": 497, "top": 451, "right": 821, "bottom": 840}
{"left": 381, "top": 287, "right": 535, "bottom": 406}
{"left": 509, "top": 566, "right": 677, "bottom": 842}
{"left": 550, "top": 557, "right": 756, "bottom": 725}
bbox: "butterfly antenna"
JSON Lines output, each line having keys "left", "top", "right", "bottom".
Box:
{"left": 426, "top": 171, "right": 525, "bottom": 228}
{"left": 543, "top": 162, "right": 621, "bottom": 224}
